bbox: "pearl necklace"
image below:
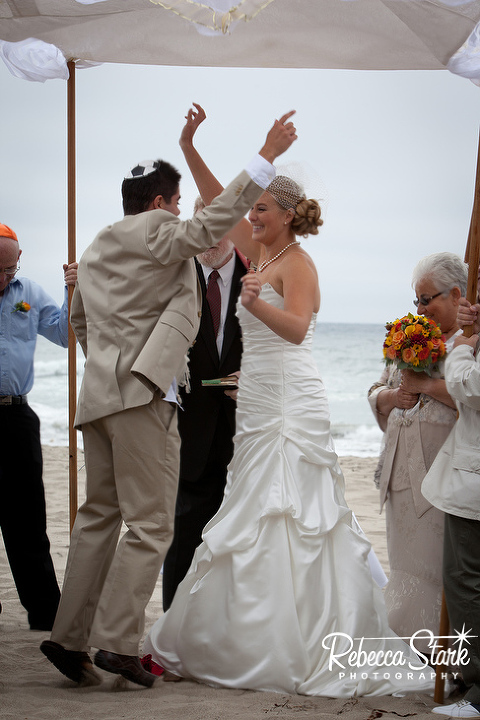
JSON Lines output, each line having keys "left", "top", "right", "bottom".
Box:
{"left": 257, "top": 241, "right": 300, "bottom": 273}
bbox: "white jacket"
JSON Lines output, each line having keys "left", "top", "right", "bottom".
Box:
{"left": 422, "top": 344, "right": 480, "bottom": 520}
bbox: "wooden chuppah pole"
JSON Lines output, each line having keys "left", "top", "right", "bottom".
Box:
{"left": 433, "top": 127, "right": 480, "bottom": 705}
{"left": 67, "top": 59, "right": 77, "bottom": 533}
{"left": 463, "top": 130, "right": 480, "bottom": 316}
{"left": 434, "top": 593, "right": 450, "bottom": 704}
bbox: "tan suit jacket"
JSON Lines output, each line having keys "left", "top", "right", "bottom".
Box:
{"left": 71, "top": 170, "right": 261, "bottom": 427}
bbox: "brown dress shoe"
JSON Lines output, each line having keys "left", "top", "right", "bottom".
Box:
{"left": 94, "top": 650, "right": 157, "bottom": 687}
{"left": 40, "top": 640, "right": 102, "bottom": 685}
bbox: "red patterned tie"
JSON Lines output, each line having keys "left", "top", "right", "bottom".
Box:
{"left": 206, "top": 269, "right": 221, "bottom": 337}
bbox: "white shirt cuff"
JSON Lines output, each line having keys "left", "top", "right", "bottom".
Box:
{"left": 164, "top": 377, "right": 179, "bottom": 405}
{"left": 245, "top": 154, "right": 276, "bottom": 189}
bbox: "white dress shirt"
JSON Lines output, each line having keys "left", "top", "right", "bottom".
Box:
{"left": 200, "top": 252, "right": 236, "bottom": 356}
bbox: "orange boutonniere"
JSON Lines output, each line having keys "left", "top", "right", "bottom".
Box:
{"left": 12, "top": 301, "right": 31, "bottom": 313}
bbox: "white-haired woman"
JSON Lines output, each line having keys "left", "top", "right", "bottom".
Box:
{"left": 368, "top": 252, "right": 467, "bottom": 658}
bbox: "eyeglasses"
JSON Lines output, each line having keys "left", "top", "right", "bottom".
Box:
{"left": 413, "top": 291, "right": 443, "bottom": 308}
{"left": 0, "top": 265, "right": 19, "bottom": 277}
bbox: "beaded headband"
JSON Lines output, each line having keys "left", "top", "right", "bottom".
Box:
{"left": 267, "top": 176, "right": 305, "bottom": 211}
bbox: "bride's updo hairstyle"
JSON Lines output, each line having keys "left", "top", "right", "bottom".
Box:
{"left": 267, "top": 176, "right": 323, "bottom": 238}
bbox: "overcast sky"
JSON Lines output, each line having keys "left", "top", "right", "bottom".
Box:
{"left": 1, "top": 60, "right": 480, "bottom": 324}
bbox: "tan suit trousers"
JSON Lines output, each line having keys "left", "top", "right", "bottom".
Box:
{"left": 51, "top": 395, "right": 180, "bottom": 655}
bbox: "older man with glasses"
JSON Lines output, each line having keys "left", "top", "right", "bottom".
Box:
{"left": 0, "top": 223, "right": 77, "bottom": 631}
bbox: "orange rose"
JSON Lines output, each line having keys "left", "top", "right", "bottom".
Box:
{"left": 12, "top": 301, "right": 31, "bottom": 313}
{"left": 402, "top": 347, "right": 416, "bottom": 364}
{"left": 392, "top": 330, "right": 405, "bottom": 347}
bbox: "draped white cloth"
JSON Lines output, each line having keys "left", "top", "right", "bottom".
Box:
{"left": 144, "top": 284, "right": 434, "bottom": 697}
{"left": 0, "top": 38, "right": 69, "bottom": 82}
{"left": 1, "top": 0, "right": 480, "bottom": 81}
{"left": 448, "top": 20, "right": 480, "bottom": 84}
{"left": 0, "top": 37, "right": 99, "bottom": 82}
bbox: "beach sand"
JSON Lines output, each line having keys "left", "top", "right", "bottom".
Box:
{"left": 0, "top": 448, "right": 450, "bottom": 719}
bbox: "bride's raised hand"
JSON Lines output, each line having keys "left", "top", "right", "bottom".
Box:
{"left": 240, "top": 271, "right": 262, "bottom": 310}
{"left": 179, "top": 103, "right": 207, "bottom": 150}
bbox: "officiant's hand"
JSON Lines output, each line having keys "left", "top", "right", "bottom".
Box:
{"left": 224, "top": 371, "right": 240, "bottom": 401}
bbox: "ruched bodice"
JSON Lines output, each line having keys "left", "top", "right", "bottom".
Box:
{"left": 239, "top": 282, "right": 317, "bottom": 346}
{"left": 237, "top": 283, "right": 328, "bottom": 416}
{"left": 144, "top": 284, "right": 434, "bottom": 698}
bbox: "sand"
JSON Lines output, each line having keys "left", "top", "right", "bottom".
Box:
{"left": 0, "top": 448, "right": 450, "bottom": 719}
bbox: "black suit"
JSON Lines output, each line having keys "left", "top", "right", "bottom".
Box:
{"left": 162, "top": 254, "right": 247, "bottom": 610}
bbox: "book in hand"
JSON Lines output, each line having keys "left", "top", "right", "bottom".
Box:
{"left": 201, "top": 375, "right": 238, "bottom": 388}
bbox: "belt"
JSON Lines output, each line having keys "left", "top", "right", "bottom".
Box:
{"left": 0, "top": 395, "right": 28, "bottom": 406}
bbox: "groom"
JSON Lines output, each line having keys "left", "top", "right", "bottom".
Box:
{"left": 40, "top": 107, "right": 297, "bottom": 688}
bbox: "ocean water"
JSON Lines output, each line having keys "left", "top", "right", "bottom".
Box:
{"left": 30, "top": 323, "right": 386, "bottom": 457}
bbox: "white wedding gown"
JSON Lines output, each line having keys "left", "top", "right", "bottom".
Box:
{"left": 144, "top": 284, "right": 434, "bottom": 697}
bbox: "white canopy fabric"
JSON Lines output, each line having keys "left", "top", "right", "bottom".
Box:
{"left": 1, "top": 0, "right": 480, "bottom": 79}
{"left": 3, "top": 1, "right": 480, "bottom": 546}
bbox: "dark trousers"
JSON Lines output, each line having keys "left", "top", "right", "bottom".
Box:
{"left": 162, "top": 421, "right": 231, "bottom": 611}
{"left": 0, "top": 404, "right": 60, "bottom": 629}
{"left": 443, "top": 512, "right": 480, "bottom": 704}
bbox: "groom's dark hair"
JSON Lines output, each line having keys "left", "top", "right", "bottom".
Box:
{"left": 121, "top": 160, "right": 181, "bottom": 216}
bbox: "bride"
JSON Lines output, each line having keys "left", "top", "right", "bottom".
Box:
{"left": 143, "top": 107, "right": 435, "bottom": 697}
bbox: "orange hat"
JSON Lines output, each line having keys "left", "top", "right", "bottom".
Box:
{"left": 0, "top": 224, "right": 18, "bottom": 241}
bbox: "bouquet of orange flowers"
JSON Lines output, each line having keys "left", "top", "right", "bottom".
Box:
{"left": 383, "top": 313, "right": 446, "bottom": 373}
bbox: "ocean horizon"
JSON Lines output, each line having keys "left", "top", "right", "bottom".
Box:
{"left": 29, "top": 322, "right": 386, "bottom": 458}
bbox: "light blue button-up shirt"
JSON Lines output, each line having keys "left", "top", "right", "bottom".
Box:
{"left": 0, "top": 276, "right": 69, "bottom": 396}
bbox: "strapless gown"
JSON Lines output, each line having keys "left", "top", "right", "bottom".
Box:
{"left": 144, "top": 284, "right": 434, "bottom": 697}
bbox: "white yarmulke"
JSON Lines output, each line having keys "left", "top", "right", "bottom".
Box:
{"left": 124, "top": 160, "right": 157, "bottom": 179}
